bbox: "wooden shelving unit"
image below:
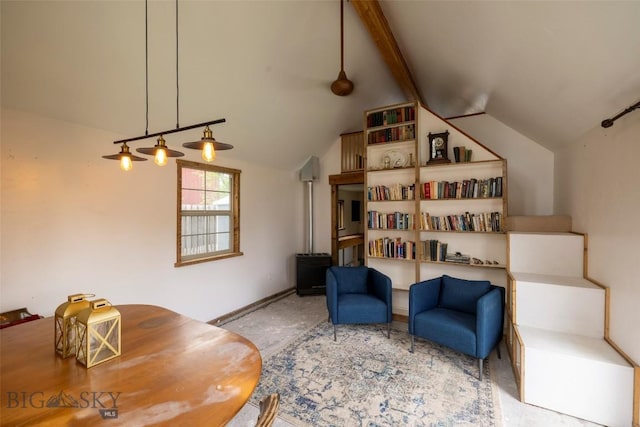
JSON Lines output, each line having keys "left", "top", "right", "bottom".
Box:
{"left": 363, "top": 101, "right": 508, "bottom": 315}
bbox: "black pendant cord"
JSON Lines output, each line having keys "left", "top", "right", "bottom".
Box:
{"left": 601, "top": 100, "right": 640, "bottom": 128}
{"left": 111, "top": 0, "right": 227, "bottom": 148}
{"left": 176, "top": 0, "right": 180, "bottom": 129}
{"left": 145, "top": 0, "right": 149, "bottom": 137}
{"left": 339, "top": 0, "right": 344, "bottom": 72}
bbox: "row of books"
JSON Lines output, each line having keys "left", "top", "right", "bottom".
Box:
{"left": 421, "top": 240, "right": 448, "bottom": 262}
{"left": 421, "top": 177, "right": 503, "bottom": 199}
{"left": 369, "top": 237, "right": 498, "bottom": 265}
{"left": 420, "top": 211, "right": 503, "bottom": 232}
{"left": 368, "top": 184, "right": 416, "bottom": 201}
{"left": 453, "top": 147, "right": 472, "bottom": 163}
{"left": 368, "top": 210, "right": 415, "bottom": 230}
{"left": 368, "top": 124, "right": 415, "bottom": 145}
{"left": 366, "top": 107, "right": 415, "bottom": 128}
{"left": 368, "top": 237, "right": 416, "bottom": 260}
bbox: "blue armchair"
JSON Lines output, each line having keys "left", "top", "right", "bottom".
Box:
{"left": 409, "top": 275, "right": 505, "bottom": 380}
{"left": 326, "top": 266, "right": 393, "bottom": 341}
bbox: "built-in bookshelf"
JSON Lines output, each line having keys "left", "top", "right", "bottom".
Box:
{"left": 363, "top": 101, "right": 508, "bottom": 314}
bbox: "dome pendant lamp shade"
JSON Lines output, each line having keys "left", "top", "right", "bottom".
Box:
{"left": 331, "top": 70, "right": 354, "bottom": 96}
{"left": 136, "top": 135, "right": 184, "bottom": 166}
{"left": 330, "top": 0, "right": 353, "bottom": 96}
{"left": 182, "top": 126, "right": 233, "bottom": 163}
{"left": 102, "top": 143, "right": 147, "bottom": 171}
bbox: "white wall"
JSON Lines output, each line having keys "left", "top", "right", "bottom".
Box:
{"left": 0, "top": 109, "right": 304, "bottom": 322}
{"left": 555, "top": 116, "right": 640, "bottom": 364}
{"left": 450, "top": 114, "right": 555, "bottom": 215}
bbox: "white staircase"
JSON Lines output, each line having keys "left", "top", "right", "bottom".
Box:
{"left": 507, "top": 232, "right": 634, "bottom": 427}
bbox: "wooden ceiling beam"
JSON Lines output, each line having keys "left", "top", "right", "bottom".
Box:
{"left": 350, "top": 0, "right": 423, "bottom": 104}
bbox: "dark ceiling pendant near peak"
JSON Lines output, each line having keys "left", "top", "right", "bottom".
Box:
{"left": 331, "top": 0, "right": 354, "bottom": 96}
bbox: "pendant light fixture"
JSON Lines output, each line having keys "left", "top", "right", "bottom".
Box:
{"left": 183, "top": 125, "right": 234, "bottom": 162}
{"left": 330, "top": 0, "right": 354, "bottom": 96}
{"left": 102, "top": 143, "right": 147, "bottom": 171}
{"left": 103, "top": 0, "right": 231, "bottom": 170}
{"left": 137, "top": 135, "right": 183, "bottom": 166}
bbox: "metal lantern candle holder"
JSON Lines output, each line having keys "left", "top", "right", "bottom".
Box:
{"left": 54, "top": 294, "right": 91, "bottom": 358}
{"left": 76, "top": 299, "right": 121, "bottom": 368}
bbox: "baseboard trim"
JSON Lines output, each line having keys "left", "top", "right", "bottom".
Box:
{"left": 208, "top": 287, "right": 296, "bottom": 326}
{"left": 393, "top": 313, "right": 408, "bottom": 323}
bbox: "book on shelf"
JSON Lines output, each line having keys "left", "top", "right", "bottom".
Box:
{"left": 368, "top": 210, "right": 415, "bottom": 230}
{"left": 368, "top": 237, "right": 416, "bottom": 259}
{"left": 367, "top": 124, "right": 416, "bottom": 145}
{"left": 421, "top": 177, "right": 502, "bottom": 200}
{"left": 420, "top": 211, "right": 502, "bottom": 232}
{"left": 420, "top": 239, "right": 448, "bottom": 262}
{"left": 366, "top": 106, "right": 415, "bottom": 128}
{"left": 368, "top": 184, "right": 416, "bottom": 201}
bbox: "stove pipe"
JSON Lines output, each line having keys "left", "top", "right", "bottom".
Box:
{"left": 300, "top": 156, "right": 319, "bottom": 253}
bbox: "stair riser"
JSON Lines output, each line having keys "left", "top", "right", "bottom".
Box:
{"left": 524, "top": 346, "right": 634, "bottom": 427}
{"left": 509, "top": 234, "right": 584, "bottom": 276}
{"left": 516, "top": 281, "right": 604, "bottom": 337}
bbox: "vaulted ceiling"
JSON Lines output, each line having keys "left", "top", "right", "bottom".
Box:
{"left": 2, "top": 1, "right": 639, "bottom": 171}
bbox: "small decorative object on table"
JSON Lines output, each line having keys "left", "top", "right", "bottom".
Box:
{"left": 76, "top": 299, "right": 121, "bottom": 368}
{"left": 427, "top": 131, "right": 451, "bottom": 164}
{"left": 54, "top": 294, "right": 92, "bottom": 358}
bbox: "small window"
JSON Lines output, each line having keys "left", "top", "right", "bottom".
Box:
{"left": 176, "top": 160, "right": 242, "bottom": 267}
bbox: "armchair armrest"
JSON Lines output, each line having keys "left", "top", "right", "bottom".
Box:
{"left": 326, "top": 268, "right": 339, "bottom": 324}
{"left": 408, "top": 278, "right": 441, "bottom": 334}
{"left": 475, "top": 287, "right": 505, "bottom": 358}
{"left": 367, "top": 268, "right": 392, "bottom": 322}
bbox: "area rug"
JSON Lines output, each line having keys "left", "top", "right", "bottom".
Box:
{"left": 250, "top": 321, "right": 502, "bottom": 427}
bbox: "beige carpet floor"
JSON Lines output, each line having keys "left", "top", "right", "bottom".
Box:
{"left": 223, "top": 291, "right": 600, "bottom": 427}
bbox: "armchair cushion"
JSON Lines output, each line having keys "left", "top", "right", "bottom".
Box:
{"left": 336, "top": 294, "right": 389, "bottom": 324}
{"left": 414, "top": 308, "right": 477, "bottom": 356}
{"left": 330, "top": 266, "right": 369, "bottom": 294}
{"left": 439, "top": 275, "right": 491, "bottom": 314}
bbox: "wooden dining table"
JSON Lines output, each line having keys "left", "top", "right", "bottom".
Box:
{"left": 0, "top": 304, "right": 262, "bottom": 426}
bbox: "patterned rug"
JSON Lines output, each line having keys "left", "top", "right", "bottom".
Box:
{"left": 251, "top": 321, "right": 502, "bottom": 427}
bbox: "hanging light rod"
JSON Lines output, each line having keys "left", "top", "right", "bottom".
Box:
{"left": 113, "top": 118, "right": 226, "bottom": 145}
{"left": 601, "top": 100, "right": 640, "bottom": 128}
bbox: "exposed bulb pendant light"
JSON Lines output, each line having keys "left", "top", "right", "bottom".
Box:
{"left": 102, "top": 143, "right": 147, "bottom": 171}
{"left": 330, "top": 0, "right": 354, "bottom": 96}
{"left": 137, "top": 135, "right": 184, "bottom": 166}
{"left": 183, "top": 125, "right": 233, "bottom": 162}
